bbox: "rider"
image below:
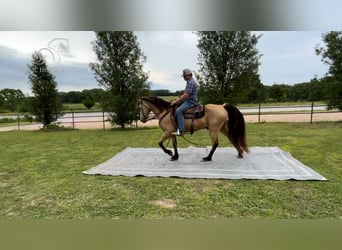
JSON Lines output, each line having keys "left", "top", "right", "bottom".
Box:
{"left": 171, "top": 68, "right": 198, "bottom": 136}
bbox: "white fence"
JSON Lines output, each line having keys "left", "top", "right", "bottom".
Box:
{"left": 0, "top": 103, "right": 341, "bottom": 131}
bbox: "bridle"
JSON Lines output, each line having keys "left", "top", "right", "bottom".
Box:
{"left": 139, "top": 99, "right": 152, "bottom": 122}
{"left": 138, "top": 98, "right": 173, "bottom": 124}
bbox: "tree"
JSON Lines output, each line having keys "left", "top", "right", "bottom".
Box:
{"left": 60, "top": 91, "right": 85, "bottom": 103}
{"left": 82, "top": 88, "right": 105, "bottom": 102}
{"left": 196, "top": 31, "right": 263, "bottom": 104}
{"left": 268, "top": 84, "right": 288, "bottom": 102}
{"left": 0, "top": 92, "right": 3, "bottom": 110}
{"left": 0, "top": 88, "right": 25, "bottom": 112}
{"left": 89, "top": 31, "right": 149, "bottom": 128}
{"left": 28, "top": 51, "right": 63, "bottom": 127}
{"left": 316, "top": 31, "right": 342, "bottom": 110}
{"left": 82, "top": 95, "right": 95, "bottom": 109}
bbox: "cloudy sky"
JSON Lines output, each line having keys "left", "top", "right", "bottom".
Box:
{"left": 0, "top": 31, "right": 330, "bottom": 95}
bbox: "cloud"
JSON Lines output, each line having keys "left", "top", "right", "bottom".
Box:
{"left": 0, "top": 31, "right": 332, "bottom": 95}
{"left": 0, "top": 45, "right": 31, "bottom": 93}
{"left": 0, "top": 43, "right": 98, "bottom": 94}
{"left": 136, "top": 31, "right": 199, "bottom": 91}
{"left": 255, "top": 31, "right": 329, "bottom": 84}
{"left": 49, "top": 62, "right": 99, "bottom": 92}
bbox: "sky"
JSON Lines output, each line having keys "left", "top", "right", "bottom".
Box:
{"left": 0, "top": 31, "right": 330, "bottom": 95}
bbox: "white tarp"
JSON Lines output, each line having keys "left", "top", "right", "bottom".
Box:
{"left": 83, "top": 146, "right": 327, "bottom": 180}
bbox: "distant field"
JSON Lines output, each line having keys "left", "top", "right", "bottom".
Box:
{"left": 63, "top": 103, "right": 102, "bottom": 112}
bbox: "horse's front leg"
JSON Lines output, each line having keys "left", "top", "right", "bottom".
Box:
{"left": 170, "top": 136, "right": 179, "bottom": 161}
{"left": 159, "top": 132, "right": 173, "bottom": 158}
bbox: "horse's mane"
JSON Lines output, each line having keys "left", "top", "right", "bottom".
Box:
{"left": 141, "top": 96, "right": 171, "bottom": 109}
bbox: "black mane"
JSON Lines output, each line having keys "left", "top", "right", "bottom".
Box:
{"left": 141, "top": 96, "right": 171, "bottom": 109}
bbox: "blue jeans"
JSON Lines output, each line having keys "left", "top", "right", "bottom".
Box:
{"left": 175, "top": 102, "right": 195, "bottom": 132}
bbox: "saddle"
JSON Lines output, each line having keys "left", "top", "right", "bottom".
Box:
{"left": 183, "top": 104, "right": 205, "bottom": 119}
{"left": 173, "top": 103, "right": 205, "bottom": 135}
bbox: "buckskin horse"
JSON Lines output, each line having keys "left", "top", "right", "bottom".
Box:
{"left": 138, "top": 97, "right": 248, "bottom": 161}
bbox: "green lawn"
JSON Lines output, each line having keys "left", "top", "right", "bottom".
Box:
{"left": 0, "top": 122, "right": 341, "bottom": 218}
{"left": 63, "top": 102, "right": 102, "bottom": 112}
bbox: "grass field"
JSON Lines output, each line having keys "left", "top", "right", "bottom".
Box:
{"left": 0, "top": 122, "right": 341, "bottom": 218}
{"left": 63, "top": 102, "right": 102, "bottom": 112}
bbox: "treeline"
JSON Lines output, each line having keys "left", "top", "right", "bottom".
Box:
{"left": 56, "top": 79, "right": 331, "bottom": 105}
{"left": 152, "top": 77, "right": 332, "bottom": 103}
{"left": 60, "top": 88, "right": 180, "bottom": 103}
{"left": 58, "top": 88, "right": 105, "bottom": 103}
{"left": 264, "top": 78, "right": 328, "bottom": 102}
{"left": 0, "top": 77, "right": 338, "bottom": 113}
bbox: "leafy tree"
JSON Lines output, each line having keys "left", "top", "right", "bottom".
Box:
{"left": 307, "top": 77, "right": 326, "bottom": 101}
{"left": 289, "top": 82, "right": 309, "bottom": 101}
{"left": 0, "top": 92, "right": 3, "bottom": 110}
{"left": 89, "top": 31, "right": 149, "bottom": 128}
{"left": 82, "top": 88, "right": 105, "bottom": 102}
{"left": 268, "top": 84, "right": 288, "bottom": 102}
{"left": 0, "top": 88, "right": 25, "bottom": 112}
{"left": 82, "top": 95, "right": 95, "bottom": 109}
{"left": 316, "top": 31, "right": 342, "bottom": 110}
{"left": 28, "top": 51, "right": 63, "bottom": 127}
{"left": 321, "top": 76, "right": 342, "bottom": 110}
{"left": 59, "top": 89, "right": 105, "bottom": 104}
{"left": 60, "top": 91, "right": 85, "bottom": 103}
{"left": 196, "top": 31, "right": 263, "bottom": 104}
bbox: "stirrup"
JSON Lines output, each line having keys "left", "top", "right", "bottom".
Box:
{"left": 171, "top": 129, "right": 185, "bottom": 136}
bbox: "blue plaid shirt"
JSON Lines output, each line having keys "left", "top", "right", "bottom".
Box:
{"left": 184, "top": 77, "right": 198, "bottom": 105}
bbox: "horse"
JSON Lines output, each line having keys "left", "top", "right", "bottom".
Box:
{"left": 138, "top": 97, "right": 248, "bottom": 161}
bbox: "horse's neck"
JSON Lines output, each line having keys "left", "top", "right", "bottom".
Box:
{"left": 149, "top": 104, "right": 166, "bottom": 118}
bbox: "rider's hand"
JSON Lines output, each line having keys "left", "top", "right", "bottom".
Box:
{"left": 171, "top": 99, "right": 178, "bottom": 106}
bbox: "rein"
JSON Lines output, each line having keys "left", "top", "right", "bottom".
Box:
{"left": 179, "top": 134, "right": 200, "bottom": 146}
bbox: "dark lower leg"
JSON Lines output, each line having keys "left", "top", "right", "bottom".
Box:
{"left": 171, "top": 136, "right": 179, "bottom": 161}
{"left": 238, "top": 149, "right": 243, "bottom": 158}
{"left": 159, "top": 141, "right": 173, "bottom": 157}
{"left": 202, "top": 142, "right": 218, "bottom": 161}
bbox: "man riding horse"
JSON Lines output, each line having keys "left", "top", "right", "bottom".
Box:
{"left": 138, "top": 69, "right": 248, "bottom": 161}
{"left": 171, "top": 68, "right": 198, "bottom": 136}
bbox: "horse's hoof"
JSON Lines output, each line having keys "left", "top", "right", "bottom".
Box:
{"left": 201, "top": 157, "right": 212, "bottom": 162}
{"left": 238, "top": 154, "right": 243, "bottom": 158}
{"left": 170, "top": 156, "right": 178, "bottom": 161}
{"left": 166, "top": 150, "right": 173, "bottom": 156}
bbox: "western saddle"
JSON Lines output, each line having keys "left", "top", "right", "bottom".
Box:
{"left": 174, "top": 103, "right": 205, "bottom": 134}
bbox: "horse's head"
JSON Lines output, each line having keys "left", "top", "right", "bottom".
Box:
{"left": 138, "top": 98, "right": 153, "bottom": 123}
{"left": 139, "top": 97, "right": 171, "bottom": 123}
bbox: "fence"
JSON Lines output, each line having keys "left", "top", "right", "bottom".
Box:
{"left": 238, "top": 102, "right": 341, "bottom": 123}
{"left": 0, "top": 102, "right": 341, "bottom": 131}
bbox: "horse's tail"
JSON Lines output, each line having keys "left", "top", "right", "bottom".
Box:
{"left": 223, "top": 104, "right": 249, "bottom": 153}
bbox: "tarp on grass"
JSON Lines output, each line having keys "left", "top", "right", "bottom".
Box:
{"left": 83, "top": 146, "right": 327, "bottom": 180}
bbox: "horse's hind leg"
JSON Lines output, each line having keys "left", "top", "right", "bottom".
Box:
{"left": 202, "top": 129, "right": 219, "bottom": 162}
{"left": 220, "top": 126, "right": 243, "bottom": 158}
